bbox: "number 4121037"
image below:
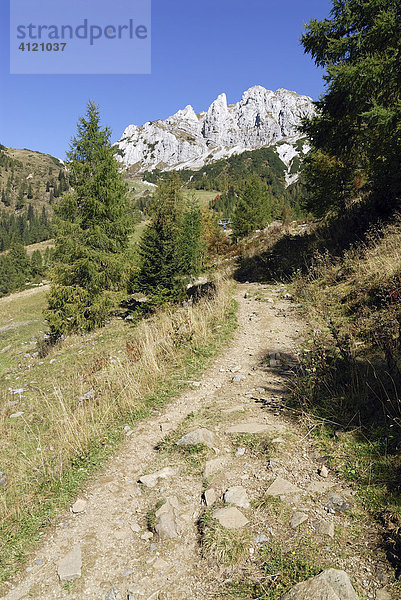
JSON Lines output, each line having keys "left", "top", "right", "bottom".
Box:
{"left": 18, "top": 42, "right": 67, "bottom": 51}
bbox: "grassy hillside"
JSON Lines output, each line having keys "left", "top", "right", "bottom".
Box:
{"left": 0, "top": 145, "right": 68, "bottom": 213}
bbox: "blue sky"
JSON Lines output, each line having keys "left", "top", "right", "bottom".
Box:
{"left": 0, "top": 0, "right": 332, "bottom": 159}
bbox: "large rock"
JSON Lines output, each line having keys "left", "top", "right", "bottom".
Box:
{"left": 213, "top": 506, "right": 249, "bottom": 529}
{"left": 281, "top": 568, "right": 359, "bottom": 600}
{"left": 177, "top": 428, "right": 216, "bottom": 449}
{"left": 138, "top": 467, "right": 178, "bottom": 488}
{"left": 115, "top": 86, "right": 315, "bottom": 175}
{"left": 57, "top": 544, "right": 82, "bottom": 582}
{"left": 154, "top": 496, "right": 180, "bottom": 539}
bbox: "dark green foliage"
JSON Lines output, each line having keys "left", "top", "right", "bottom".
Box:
{"left": 232, "top": 174, "right": 273, "bottom": 238}
{"left": 144, "top": 146, "right": 287, "bottom": 195}
{"left": 0, "top": 205, "right": 52, "bottom": 251}
{"left": 178, "top": 193, "right": 205, "bottom": 276}
{"left": 0, "top": 244, "right": 36, "bottom": 296}
{"left": 135, "top": 175, "right": 204, "bottom": 303}
{"left": 46, "top": 101, "right": 131, "bottom": 338}
{"left": 301, "top": 0, "right": 401, "bottom": 216}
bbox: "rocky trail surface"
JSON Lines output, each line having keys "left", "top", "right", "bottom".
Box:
{"left": 3, "top": 283, "right": 395, "bottom": 600}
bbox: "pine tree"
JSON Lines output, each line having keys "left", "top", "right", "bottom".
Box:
{"left": 136, "top": 175, "right": 183, "bottom": 302}
{"left": 46, "top": 101, "right": 131, "bottom": 338}
{"left": 232, "top": 174, "right": 272, "bottom": 238}
{"left": 178, "top": 193, "right": 204, "bottom": 276}
{"left": 301, "top": 0, "right": 401, "bottom": 215}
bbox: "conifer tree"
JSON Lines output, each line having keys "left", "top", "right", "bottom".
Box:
{"left": 301, "top": 0, "right": 401, "bottom": 215}
{"left": 232, "top": 174, "right": 272, "bottom": 238}
{"left": 136, "top": 175, "right": 204, "bottom": 303}
{"left": 46, "top": 101, "right": 131, "bottom": 338}
{"left": 136, "top": 175, "right": 183, "bottom": 302}
{"left": 178, "top": 193, "right": 204, "bottom": 276}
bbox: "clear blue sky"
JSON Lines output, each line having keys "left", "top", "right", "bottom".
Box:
{"left": 1, "top": 0, "right": 332, "bottom": 159}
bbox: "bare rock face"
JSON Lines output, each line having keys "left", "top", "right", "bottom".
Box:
{"left": 115, "top": 86, "right": 315, "bottom": 175}
{"left": 281, "top": 568, "right": 359, "bottom": 600}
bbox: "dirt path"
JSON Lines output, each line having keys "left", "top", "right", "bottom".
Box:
{"left": 2, "top": 283, "right": 394, "bottom": 600}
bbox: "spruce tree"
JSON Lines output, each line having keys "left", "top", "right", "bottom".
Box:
{"left": 135, "top": 175, "right": 204, "bottom": 303}
{"left": 301, "top": 0, "right": 401, "bottom": 215}
{"left": 136, "top": 175, "right": 183, "bottom": 302}
{"left": 232, "top": 174, "right": 272, "bottom": 238}
{"left": 46, "top": 101, "right": 131, "bottom": 338}
{"left": 178, "top": 193, "right": 204, "bottom": 276}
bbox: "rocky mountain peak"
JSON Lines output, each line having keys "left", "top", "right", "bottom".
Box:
{"left": 116, "top": 85, "right": 315, "bottom": 173}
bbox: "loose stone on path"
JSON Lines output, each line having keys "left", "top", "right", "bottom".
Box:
{"left": 282, "top": 568, "right": 359, "bottom": 600}
{"left": 224, "top": 486, "right": 250, "bottom": 509}
{"left": 57, "top": 544, "right": 82, "bottom": 582}
{"left": 213, "top": 506, "right": 249, "bottom": 529}
{"left": 138, "top": 466, "right": 178, "bottom": 488}
{"left": 265, "top": 476, "right": 302, "bottom": 496}
{"left": 71, "top": 498, "right": 87, "bottom": 513}
{"left": 290, "top": 511, "right": 308, "bottom": 529}
{"left": 154, "top": 496, "right": 181, "bottom": 539}
{"left": 177, "top": 428, "right": 216, "bottom": 449}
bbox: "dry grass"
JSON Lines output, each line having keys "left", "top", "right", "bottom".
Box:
{"left": 0, "top": 277, "right": 236, "bottom": 581}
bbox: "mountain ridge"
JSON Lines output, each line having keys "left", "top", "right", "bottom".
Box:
{"left": 116, "top": 85, "right": 315, "bottom": 174}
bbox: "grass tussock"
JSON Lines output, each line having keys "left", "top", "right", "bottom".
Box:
{"left": 198, "top": 509, "right": 252, "bottom": 565}
{"left": 0, "top": 277, "right": 237, "bottom": 584}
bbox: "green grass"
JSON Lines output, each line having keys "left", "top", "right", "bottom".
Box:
{"left": 0, "top": 285, "right": 49, "bottom": 376}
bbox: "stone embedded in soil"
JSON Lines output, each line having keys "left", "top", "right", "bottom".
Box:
{"left": 71, "top": 498, "right": 87, "bottom": 513}
{"left": 235, "top": 447, "right": 246, "bottom": 456}
{"left": 177, "top": 428, "right": 216, "bottom": 449}
{"left": 213, "top": 506, "right": 249, "bottom": 529}
{"left": 203, "top": 457, "right": 225, "bottom": 479}
{"left": 281, "top": 568, "right": 359, "bottom": 600}
{"left": 155, "top": 496, "right": 180, "bottom": 539}
{"left": 313, "top": 519, "right": 335, "bottom": 538}
{"left": 290, "top": 511, "right": 308, "bottom": 529}
{"left": 141, "top": 531, "right": 153, "bottom": 540}
{"left": 376, "top": 588, "right": 392, "bottom": 600}
{"left": 130, "top": 521, "right": 141, "bottom": 533}
{"left": 57, "top": 544, "right": 82, "bottom": 582}
{"left": 227, "top": 423, "right": 273, "bottom": 434}
{"left": 318, "top": 466, "right": 329, "bottom": 478}
{"left": 138, "top": 466, "right": 178, "bottom": 488}
{"left": 153, "top": 558, "right": 169, "bottom": 570}
{"left": 223, "top": 405, "right": 245, "bottom": 414}
{"left": 254, "top": 534, "right": 270, "bottom": 544}
{"left": 231, "top": 374, "right": 246, "bottom": 383}
{"left": 307, "top": 481, "right": 334, "bottom": 494}
{"left": 324, "top": 492, "right": 353, "bottom": 514}
{"left": 265, "top": 477, "right": 302, "bottom": 497}
{"left": 0, "top": 472, "right": 8, "bottom": 487}
{"left": 224, "top": 486, "right": 250, "bottom": 509}
{"left": 204, "top": 488, "right": 217, "bottom": 506}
